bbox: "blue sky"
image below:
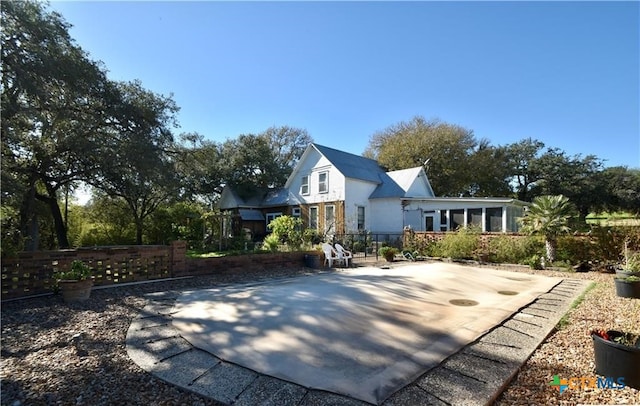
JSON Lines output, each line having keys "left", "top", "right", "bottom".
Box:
{"left": 51, "top": 1, "right": 639, "bottom": 168}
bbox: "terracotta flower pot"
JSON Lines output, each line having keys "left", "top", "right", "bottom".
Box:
{"left": 58, "top": 279, "right": 93, "bottom": 303}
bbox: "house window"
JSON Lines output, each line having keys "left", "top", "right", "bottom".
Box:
{"left": 450, "top": 209, "right": 464, "bottom": 230}
{"left": 440, "top": 210, "right": 448, "bottom": 231}
{"left": 486, "top": 207, "right": 503, "bottom": 232}
{"left": 292, "top": 207, "right": 301, "bottom": 217}
{"left": 425, "top": 216, "right": 434, "bottom": 232}
{"left": 266, "top": 212, "right": 282, "bottom": 229}
{"left": 325, "top": 205, "right": 335, "bottom": 234}
{"left": 357, "top": 206, "right": 365, "bottom": 230}
{"left": 467, "top": 209, "right": 482, "bottom": 229}
{"left": 301, "top": 175, "right": 309, "bottom": 195}
{"left": 318, "top": 171, "right": 328, "bottom": 193}
{"left": 309, "top": 207, "right": 318, "bottom": 229}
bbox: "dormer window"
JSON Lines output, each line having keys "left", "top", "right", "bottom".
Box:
{"left": 301, "top": 175, "right": 309, "bottom": 195}
{"left": 318, "top": 171, "right": 328, "bottom": 193}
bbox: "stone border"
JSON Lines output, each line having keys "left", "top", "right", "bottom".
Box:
{"left": 126, "top": 276, "right": 589, "bottom": 405}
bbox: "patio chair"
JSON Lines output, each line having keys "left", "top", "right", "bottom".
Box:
{"left": 402, "top": 250, "right": 415, "bottom": 261}
{"left": 322, "top": 243, "right": 341, "bottom": 268}
{"left": 334, "top": 243, "right": 353, "bottom": 267}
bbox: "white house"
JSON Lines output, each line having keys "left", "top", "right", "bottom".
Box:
{"left": 219, "top": 143, "right": 527, "bottom": 238}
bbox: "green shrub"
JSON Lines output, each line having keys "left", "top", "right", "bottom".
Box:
{"left": 590, "top": 225, "right": 640, "bottom": 262}
{"left": 489, "top": 235, "right": 543, "bottom": 264}
{"left": 267, "top": 215, "right": 304, "bottom": 250}
{"left": 379, "top": 246, "right": 398, "bottom": 261}
{"left": 262, "top": 234, "right": 280, "bottom": 252}
{"left": 432, "top": 227, "right": 479, "bottom": 260}
{"left": 303, "top": 228, "right": 322, "bottom": 245}
{"left": 625, "top": 252, "right": 640, "bottom": 272}
{"left": 524, "top": 255, "right": 544, "bottom": 270}
{"left": 54, "top": 260, "right": 93, "bottom": 281}
{"left": 556, "top": 236, "right": 593, "bottom": 264}
{"left": 403, "top": 233, "right": 437, "bottom": 257}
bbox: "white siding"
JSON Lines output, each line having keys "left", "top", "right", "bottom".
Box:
{"left": 344, "top": 178, "right": 377, "bottom": 232}
{"left": 369, "top": 198, "right": 403, "bottom": 233}
{"left": 288, "top": 149, "right": 345, "bottom": 204}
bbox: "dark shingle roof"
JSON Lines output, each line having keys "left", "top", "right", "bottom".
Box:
{"left": 312, "top": 144, "right": 406, "bottom": 198}
{"left": 312, "top": 144, "right": 385, "bottom": 184}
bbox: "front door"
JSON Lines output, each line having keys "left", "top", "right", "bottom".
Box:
{"left": 425, "top": 215, "right": 434, "bottom": 231}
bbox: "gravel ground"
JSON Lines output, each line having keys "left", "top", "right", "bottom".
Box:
{"left": 1, "top": 264, "right": 639, "bottom": 406}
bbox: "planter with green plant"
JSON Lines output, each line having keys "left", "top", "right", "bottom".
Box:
{"left": 54, "top": 260, "right": 94, "bottom": 303}
{"left": 616, "top": 251, "right": 640, "bottom": 279}
{"left": 378, "top": 246, "right": 398, "bottom": 262}
{"left": 614, "top": 275, "right": 640, "bottom": 299}
{"left": 591, "top": 329, "right": 640, "bottom": 389}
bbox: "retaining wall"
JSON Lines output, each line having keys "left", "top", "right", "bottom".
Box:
{"left": 1, "top": 242, "right": 304, "bottom": 301}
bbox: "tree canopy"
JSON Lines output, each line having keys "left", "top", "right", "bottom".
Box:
{"left": 364, "top": 116, "right": 479, "bottom": 196}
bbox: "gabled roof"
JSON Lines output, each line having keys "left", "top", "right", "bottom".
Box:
{"left": 311, "top": 144, "right": 417, "bottom": 198}
{"left": 311, "top": 144, "right": 385, "bottom": 184}
{"left": 387, "top": 167, "right": 435, "bottom": 197}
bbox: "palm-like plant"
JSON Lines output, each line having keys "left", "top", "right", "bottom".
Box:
{"left": 519, "top": 195, "right": 576, "bottom": 263}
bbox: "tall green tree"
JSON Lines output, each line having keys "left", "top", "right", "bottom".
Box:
{"left": 259, "top": 126, "right": 313, "bottom": 186}
{"left": 1, "top": 0, "right": 116, "bottom": 249}
{"left": 532, "top": 149, "right": 605, "bottom": 224}
{"left": 219, "top": 134, "right": 282, "bottom": 197}
{"left": 600, "top": 167, "right": 640, "bottom": 216}
{"left": 519, "top": 194, "right": 576, "bottom": 263}
{"left": 502, "top": 138, "right": 546, "bottom": 202}
{"left": 466, "top": 140, "right": 512, "bottom": 197}
{"left": 91, "top": 81, "right": 180, "bottom": 245}
{"left": 364, "top": 116, "right": 477, "bottom": 196}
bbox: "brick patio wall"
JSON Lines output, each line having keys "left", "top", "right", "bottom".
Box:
{"left": 1, "top": 242, "right": 305, "bottom": 301}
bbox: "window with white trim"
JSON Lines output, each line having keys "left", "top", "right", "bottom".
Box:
{"left": 292, "top": 207, "right": 301, "bottom": 217}
{"left": 325, "top": 205, "right": 335, "bottom": 234}
{"left": 309, "top": 207, "right": 318, "bottom": 229}
{"left": 318, "top": 171, "right": 328, "bottom": 193}
{"left": 357, "top": 206, "right": 365, "bottom": 230}
{"left": 301, "top": 175, "right": 309, "bottom": 195}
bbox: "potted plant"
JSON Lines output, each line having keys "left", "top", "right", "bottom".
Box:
{"left": 616, "top": 251, "right": 640, "bottom": 278}
{"left": 591, "top": 329, "right": 640, "bottom": 389}
{"left": 378, "top": 246, "right": 398, "bottom": 262}
{"left": 53, "top": 260, "right": 94, "bottom": 303}
{"left": 615, "top": 275, "right": 640, "bottom": 299}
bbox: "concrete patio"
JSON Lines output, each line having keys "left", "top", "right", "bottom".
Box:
{"left": 126, "top": 262, "right": 589, "bottom": 405}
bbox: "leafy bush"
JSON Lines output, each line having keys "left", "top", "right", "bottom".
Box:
{"left": 590, "top": 225, "right": 640, "bottom": 262}
{"left": 556, "top": 236, "right": 593, "bottom": 264}
{"left": 489, "top": 235, "right": 543, "bottom": 264}
{"left": 403, "top": 230, "right": 437, "bottom": 257}
{"left": 262, "top": 234, "right": 280, "bottom": 253}
{"left": 54, "top": 260, "right": 93, "bottom": 281}
{"left": 378, "top": 246, "right": 398, "bottom": 261}
{"left": 524, "top": 255, "right": 544, "bottom": 270}
{"left": 432, "top": 227, "right": 480, "bottom": 259}
{"left": 267, "top": 215, "right": 304, "bottom": 250}
{"left": 625, "top": 252, "right": 640, "bottom": 272}
{"left": 303, "top": 228, "right": 322, "bottom": 245}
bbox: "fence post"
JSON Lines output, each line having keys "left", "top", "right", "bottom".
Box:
{"left": 375, "top": 234, "right": 379, "bottom": 261}
{"left": 170, "top": 241, "right": 187, "bottom": 277}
